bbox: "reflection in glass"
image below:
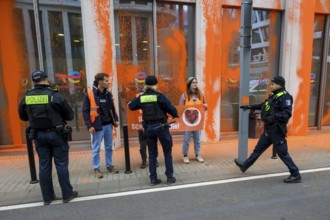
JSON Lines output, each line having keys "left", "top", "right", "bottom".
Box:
{"left": 310, "top": 15, "right": 325, "bottom": 127}
{"left": 221, "top": 9, "right": 281, "bottom": 132}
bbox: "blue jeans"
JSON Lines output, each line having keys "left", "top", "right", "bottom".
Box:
{"left": 35, "top": 131, "right": 74, "bottom": 201}
{"left": 243, "top": 126, "right": 300, "bottom": 176}
{"left": 182, "top": 130, "right": 201, "bottom": 156}
{"left": 91, "top": 124, "right": 113, "bottom": 169}
{"left": 146, "top": 123, "right": 174, "bottom": 180}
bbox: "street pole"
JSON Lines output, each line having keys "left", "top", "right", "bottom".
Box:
{"left": 238, "top": 0, "right": 252, "bottom": 162}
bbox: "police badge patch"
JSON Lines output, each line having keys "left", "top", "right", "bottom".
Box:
{"left": 286, "top": 100, "right": 291, "bottom": 106}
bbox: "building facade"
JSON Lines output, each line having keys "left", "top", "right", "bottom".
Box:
{"left": 1, "top": 0, "right": 330, "bottom": 147}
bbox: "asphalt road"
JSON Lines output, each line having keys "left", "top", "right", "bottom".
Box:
{"left": 1, "top": 170, "right": 330, "bottom": 220}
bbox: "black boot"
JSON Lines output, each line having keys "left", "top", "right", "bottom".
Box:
{"left": 283, "top": 174, "right": 301, "bottom": 183}
{"left": 234, "top": 159, "right": 248, "bottom": 173}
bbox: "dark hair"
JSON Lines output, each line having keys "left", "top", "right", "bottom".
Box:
{"left": 186, "top": 77, "right": 202, "bottom": 101}
{"left": 94, "top": 73, "right": 109, "bottom": 84}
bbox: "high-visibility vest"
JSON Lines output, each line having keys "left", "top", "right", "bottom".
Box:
{"left": 87, "top": 87, "right": 99, "bottom": 123}
{"left": 185, "top": 92, "right": 204, "bottom": 106}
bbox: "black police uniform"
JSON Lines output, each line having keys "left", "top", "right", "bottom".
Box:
{"left": 18, "top": 84, "right": 76, "bottom": 203}
{"left": 237, "top": 87, "right": 300, "bottom": 180}
{"left": 129, "top": 88, "right": 178, "bottom": 184}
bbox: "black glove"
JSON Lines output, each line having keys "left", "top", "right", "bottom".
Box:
{"left": 240, "top": 105, "right": 251, "bottom": 111}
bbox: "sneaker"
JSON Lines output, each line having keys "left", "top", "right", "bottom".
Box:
{"left": 167, "top": 176, "right": 176, "bottom": 185}
{"left": 107, "top": 165, "right": 119, "bottom": 174}
{"left": 94, "top": 169, "right": 103, "bottom": 179}
{"left": 283, "top": 174, "right": 301, "bottom": 183}
{"left": 183, "top": 156, "right": 189, "bottom": 164}
{"left": 140, "top": 162, "right": 147, "bottom": 169}
{"left": 44, "top": 194, "right": 56, "bottom": 206}
{"left": 196, "top": 155, "right": 204, "bottom": 163}
{"left": 150, "top": 179, "right": 162, "bottom": 186}
{"left": 63, "top": 191, "right": 78, "bottom": 203}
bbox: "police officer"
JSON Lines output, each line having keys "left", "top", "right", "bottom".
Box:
{"left": 18, "top": 70, "right": 78, "bottom": 205}
{"left": 128, "top": 76, "right": 179, "bottom": 186}
{"left": 234, "top": 76, "right": 301, "bottom": 183}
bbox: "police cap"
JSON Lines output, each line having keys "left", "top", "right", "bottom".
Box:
{"left": 145, "top": 76, "right": 158, "bottom": 86}
{"left": 271, "top": 76, "right": 285, "bottom": 87}
{"left": 31, "top": 70, "right": 48, "bottom": 82}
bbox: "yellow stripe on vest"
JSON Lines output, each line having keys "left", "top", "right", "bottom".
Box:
{"left": 140, "top": 95, "right": 157, "bottom": 103}
{"left": 25, "top": 95, "right": 49, "bottom": 105}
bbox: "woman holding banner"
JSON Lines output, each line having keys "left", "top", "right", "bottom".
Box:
{"left": 179, "top": 77, "right": 208, "bottom": 164}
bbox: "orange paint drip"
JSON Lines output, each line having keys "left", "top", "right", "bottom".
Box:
{"left": 92, "top": 0, "right": 113, "bottom": 85}
{"left": 290, "top": 0, "right": 315, "bottom": 136}
{"left": 0, "top": 0, "right": 24, "bottom": 145}
{"left": 202, "top": 0, "right": 222, "bottom": 140}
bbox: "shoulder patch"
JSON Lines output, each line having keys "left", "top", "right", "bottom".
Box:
{"left": 286, "top": 99, "right": 291, "bottom": 106}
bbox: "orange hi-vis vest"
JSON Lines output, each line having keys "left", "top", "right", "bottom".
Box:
{"left": 87, "top": 87, "right": 99, "bottom": 123}
{"left": 185, "top": 92, "right": 204, "bottom": 106}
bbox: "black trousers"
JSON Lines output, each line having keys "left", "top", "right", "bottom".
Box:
{"left": 243, "top": 126, "right": 300, "bottom": 176}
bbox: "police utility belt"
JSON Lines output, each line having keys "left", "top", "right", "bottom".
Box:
{"left": 32, "top": 125, "right": 73, "bottom": 141}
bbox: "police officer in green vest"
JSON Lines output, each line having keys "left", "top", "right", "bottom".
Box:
{"left": 234, "top": 76, "right": 301, "bottom": 183}
{"left": 129, "top": 76, "right": 179, "bottom": 186}
{"left": 18, "top": 70, "right": 78, "bottom": 205}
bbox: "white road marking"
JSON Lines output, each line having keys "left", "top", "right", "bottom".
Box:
{"left": 1, "top": 167, "right": 329, "bottom": 211}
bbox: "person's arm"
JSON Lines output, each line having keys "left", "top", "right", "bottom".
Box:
{"left": 275, "top": 94, "right": 292, "bottom": 124}
{"left": 58, "top": 94, "right": 74, "bottom": 121}
{"left": 18, "top": 97, "right": 29, "bottom": 121}
{"left": 82, "top": 93, "right": 92, "bottom": 128}
{"left": 179, "top": 93, "right": 186, "bottom": 106}
{"left": 128, "top": 96, "right": 141, "bottom": 111}
{"left": 159, "top": 94, "right": 179, "bottom": 118}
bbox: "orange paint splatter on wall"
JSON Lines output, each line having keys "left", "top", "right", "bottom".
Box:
{"left": 289, "top": 0, "right": 315, "bottom": 135}
{"left": 202, "top": 0, "right": 222, "bottom": 140}
{"left": 315, "top": 0, "right": 330, "bottom": 13}
{"left": 0, "top": 0, "right": 26, "bottom": 145}
{"left": 92, "top": 0, "right": 113, "bottom": 81}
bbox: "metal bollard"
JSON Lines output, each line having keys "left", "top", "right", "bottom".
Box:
{"left": 123, "top": 125, "right": 132, "bottom": 174}
{"left": 25, "top": 128, "right": 39, "bottom": 184}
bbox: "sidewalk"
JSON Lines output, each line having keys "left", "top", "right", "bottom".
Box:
{"left": 0, "top": 130, "right": 330, "bottom": 207}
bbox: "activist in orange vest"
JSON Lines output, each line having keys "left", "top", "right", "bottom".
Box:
{"left": 82, "top": 73, "right": 119, "bottom": 179}
{"left": 179, "top": 77, "right": 208, "bottom": 164}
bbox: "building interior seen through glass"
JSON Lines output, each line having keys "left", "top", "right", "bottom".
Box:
{"left": 220, "top": 9, "right": 281, "bottom": 132}
{"left": 115, "top": 0, "right": 195, "bottom": 132}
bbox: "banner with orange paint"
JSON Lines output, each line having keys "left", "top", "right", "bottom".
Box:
{"left": 127, "top": 105, "right": 205, "bottom": 132}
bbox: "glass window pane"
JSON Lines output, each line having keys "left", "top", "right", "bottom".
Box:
{"left": 323, "top": 27, "right": 330, "bottom": 126}
{"left": 221, "top": 9, "right": 281, "bottom": 132}
{"left": 156, "top": 3, "right": 195, "bottom": 105}
{"left": 114, "top": 1, "right": 154, "bottom": 126}
{"left": 39, "top": 3, "right": 88, "bottom": 140}
{"left": 309, "top": 15, "right": 325, "bottom": 127}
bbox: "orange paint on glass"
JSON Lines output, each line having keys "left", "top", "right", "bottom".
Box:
{"left": 0, "top": 0, "right": 25, "bottom": 145}
{"left": 202, "top": 0, "right": 222, "bottom": 140}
